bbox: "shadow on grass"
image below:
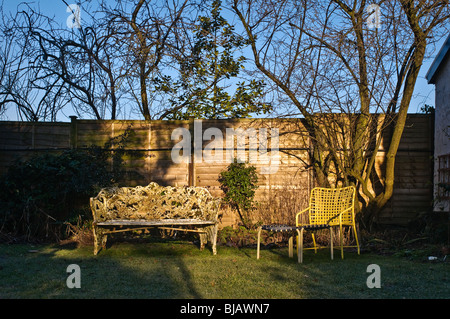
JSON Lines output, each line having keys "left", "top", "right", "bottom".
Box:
{"left": 0, "top": 234, "right": 213, "bottom": 298}
{"left": 1, "top": 238, "right": 448, "bottom": 299}
{"left": 76, "top": 235, "right": 210, "bottom": 298}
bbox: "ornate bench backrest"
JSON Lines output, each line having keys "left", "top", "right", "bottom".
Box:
{"left": 90, "top": 182, "right": 220, "bottom": 223}
{"left": 309, "top": 186, "right": 356, "bottom": 226}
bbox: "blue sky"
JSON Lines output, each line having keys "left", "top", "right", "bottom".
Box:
{"left": 0, "top": 0, "right": 445, "bottom": 121}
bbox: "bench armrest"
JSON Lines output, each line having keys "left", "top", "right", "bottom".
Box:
{"left": 90, "top": 197, "right": 100, "bottom": 223}
{"left": 202, "top": 198, "right": 221, "bottom": 222}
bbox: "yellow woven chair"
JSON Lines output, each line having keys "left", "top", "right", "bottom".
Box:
{"left": 296, "top": 186, "right": 360, "bottom": 261}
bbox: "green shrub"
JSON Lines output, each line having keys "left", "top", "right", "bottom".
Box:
{"left": 218, "top": 159, "right": 258, "bottom": 229}
{"left": 0, "top": 148, "right": 116, "bottom": 241}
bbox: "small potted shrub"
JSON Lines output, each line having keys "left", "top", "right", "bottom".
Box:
{"left": 218, "top": 159, "right": 258, "bottom": 229}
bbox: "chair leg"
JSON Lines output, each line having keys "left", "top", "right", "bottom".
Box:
{"left": 340, "top": 223, "right": 344, "bottom": 259}
{"left": 257, "top": 226, "right": 262, "bottom": 260}
{"left": 311, "top": 233, "right": 317, "bottom": 254}
{"left": 330, "top": 227, "right": 334, "bottom": 260}
{"left": 353, "top": 224, "right": 360, "bottom": 255}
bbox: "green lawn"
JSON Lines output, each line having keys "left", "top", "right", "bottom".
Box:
{"left": 0, "top": 240, "right": 448, "bottom": 299}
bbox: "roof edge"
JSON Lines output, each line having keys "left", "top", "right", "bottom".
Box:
{"left": 426, "top": 33, "right": 450, "bottom": 84}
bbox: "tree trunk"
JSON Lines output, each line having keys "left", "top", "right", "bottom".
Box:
{"left": 140, "top": 64, "right": 151, "bottom": 120}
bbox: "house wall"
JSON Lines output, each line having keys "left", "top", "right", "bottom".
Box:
{"left": 433, "top": 54, "right": 450, "bottom": 213}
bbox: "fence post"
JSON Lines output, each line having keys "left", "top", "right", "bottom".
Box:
{"left": 188, "top": 117, "right": 196, "bottom": 187}
{"left": 69, "top": 116, "right": 78, "bottom": 149}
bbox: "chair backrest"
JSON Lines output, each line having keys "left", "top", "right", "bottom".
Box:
{"left": 309, "top": 186, "right": 356, "bottom": 226}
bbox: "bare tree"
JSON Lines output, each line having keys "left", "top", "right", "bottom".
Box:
{"left": 231, "top": 0, "right": 450, "bottom": 227}
{"left": 97, "top": 0, "right": 189, "bottom": 120}
{"left": 1, "top": 0, "right": 191, "bottom": 121}
{"left": 0, "top": 5, "right": 68, "bottom": 121}
{"left": 1, "top": 3, "right": 106, "bottom": 120}
{"left": 1, "top": 0, "right": 271, "bottom": 121}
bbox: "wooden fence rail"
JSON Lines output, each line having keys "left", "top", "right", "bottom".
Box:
{"left": 0, "top": 115, "right": 434, "bottom": 226}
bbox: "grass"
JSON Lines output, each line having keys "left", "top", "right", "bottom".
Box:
{"left": 0, "top": 238, "right": 448, "bottom": 299}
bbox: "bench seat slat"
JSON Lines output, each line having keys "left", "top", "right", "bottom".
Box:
{"left": 96, "top": 219, "right": 216, "bottom": 226}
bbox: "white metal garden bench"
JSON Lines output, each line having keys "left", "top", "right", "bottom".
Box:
{"left": 90, "top": 182, "right": 221, "bottom": 255}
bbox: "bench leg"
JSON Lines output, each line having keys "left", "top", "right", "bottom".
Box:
{"left": 288, "top": 236, "right": 293, "bottom": 258}
{"left": 93, "top": 226, "right": 100, "bottom": 255}
{"left": 93, "top": 227, "right": 107, "bottom": 255}
{"left": 211, "top": 225, "right": 218, "bottom": 255}
{"left": 202, "top": 225, "right": 218, "bottom": 255}
{"left": 297, "top": 229, "right": 303, "bottom": 263}
{"left": 208, "top": 224, "right": 218, "bottom": 255}
{"left": 199, "top": 232, "right": 207, "bottom": 251}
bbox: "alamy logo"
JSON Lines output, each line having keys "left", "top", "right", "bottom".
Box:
{"left": 171, "top": 120, "right": 280, "bottom": 174}
{"left": 66, "top": 4, "right": 81, "bottom": 29}
{"left": 366, "top": 264, "right": 381, "bottom": 288}
{"left": 366, "top": 4, "right": 381, "bottom": 29}
{"left": 66, "top": 264, "right": 81, "bottom": 288}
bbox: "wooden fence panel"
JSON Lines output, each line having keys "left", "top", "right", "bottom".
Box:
{"left": 377, "top": 115, "right": 434, "bottom": 224}
{"left": 0, "top": 114, "right": 434, "bottom": 226}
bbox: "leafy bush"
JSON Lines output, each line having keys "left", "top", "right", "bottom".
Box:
{"left": 218, "top": 159, "right": 258, "bottom": 229}
{"left": 0, "top": 148, "right": 116, "bottom": 241}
